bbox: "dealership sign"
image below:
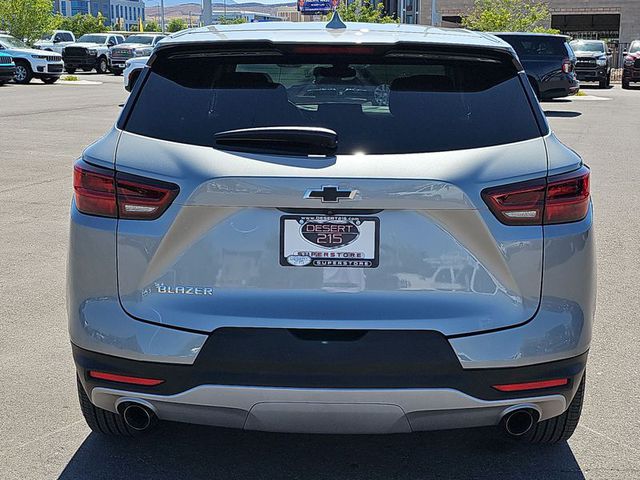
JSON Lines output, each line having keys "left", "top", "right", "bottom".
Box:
{"left": 298, "top": 0, "right": 338, "bottom": 15}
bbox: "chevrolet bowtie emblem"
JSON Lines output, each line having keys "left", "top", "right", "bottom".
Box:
{"left": 304, "top": 186, "right": 358, "bottom": 203}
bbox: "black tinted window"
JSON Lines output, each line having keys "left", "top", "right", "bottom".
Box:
{"left": 499, "top": 35, "right": 567, "bottom": 57}
{"left": 124, "top": 53, "right": 540, "bottom": 154}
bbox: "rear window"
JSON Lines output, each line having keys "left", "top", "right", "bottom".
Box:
{"left": 124, "top": 50, "right": 541, "bottom": 154}
{"left": 499, "top": 35, "right": 568, "bottom": 57}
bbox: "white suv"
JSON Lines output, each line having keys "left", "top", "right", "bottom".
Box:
{"left": 33, "top": 30, "right": 76, "bottom": 54}
{"left": 0, "top": 34, "right": 64, "bottom": 84}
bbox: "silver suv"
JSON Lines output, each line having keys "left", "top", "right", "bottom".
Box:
{"left": 69, "top": 20, "right": 595, "bottom": 443}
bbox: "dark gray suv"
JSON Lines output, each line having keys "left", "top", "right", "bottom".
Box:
{"left": 495, "top": 33, "right": 579, "bottom": 99}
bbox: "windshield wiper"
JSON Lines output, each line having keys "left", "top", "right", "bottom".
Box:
{"left": 213, "top": 126, "right": 337, "bottom": 156}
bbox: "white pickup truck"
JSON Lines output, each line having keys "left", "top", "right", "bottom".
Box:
{"left": 33, "top": 30, "right": 76, "bottom": 54}
{"left": 62, "top": 33, "right": 125, "bottom": 74}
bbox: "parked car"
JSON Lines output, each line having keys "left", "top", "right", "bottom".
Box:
{"left": 62, "top": 33, "right": 125, "bottom": 74}
{"left": 33, "top": 30, "right": 76, "bottom": 54}
{"left": 0, "top": 52, "right": 16, "bottom": 85}
{"left": 569, "top": 40, "right": 612, "bottom": 88}
{"left": 494, "top": 33, "right": 579, "bottom": 99}
{"left": 622, "top": 40, "right": 640, "bottom": 89}
{"left": 0, "top": 34, "right": 63, "bottom": 84}
{"left": 123, "top": 56, "right": 148, "bottom": 91}
{"left": 70, "top": 20, "right": 594, "bottom": 443}
{"left": 109, "top": 34, "right": 165, "bottom": 75}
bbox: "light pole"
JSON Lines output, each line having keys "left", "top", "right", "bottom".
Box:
{"left": 160, "top": 0, "right": 166, "bottom": 32}
{"left": 431, "top": 0, "right": 438, "bottom": 26}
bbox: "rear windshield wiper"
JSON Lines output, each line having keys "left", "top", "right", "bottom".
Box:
{"left": 213, "top": 126, "right": 337, "bottom": 156}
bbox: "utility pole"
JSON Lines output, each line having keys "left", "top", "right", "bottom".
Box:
{"left": 202, "top": 0, "right": 212, "bottom": 25}
{"left": 160, "top": 0, "right": 166, "bottom": 32}
{"left": 431, "top": 0, "right": 438, "bottom": 26}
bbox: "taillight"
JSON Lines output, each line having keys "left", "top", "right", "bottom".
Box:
{"left": 73, "top": 161, "right": 179, "bottom": 220}
{"left": 73, "top": 162, "right": 117, "bottom": 218}
{"left": 562, "top": 58, "right": 573, "bottom": 74}
{"left": 291, "top": 46, "right": 376, "bottom": 55}
{"left": 544, "top": 166, "right": 590, "bottom": 224}
{"left": 482, "top": 166, "right": 590, "bottom": 226}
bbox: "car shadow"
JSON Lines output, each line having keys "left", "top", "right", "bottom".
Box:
{"left": 57, "top": 423, "right": 585, "bottom": 480}
{"left": 544, "top": 111, "right": 582, "bottom": 118}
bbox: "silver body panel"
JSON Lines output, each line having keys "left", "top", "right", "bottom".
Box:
{"left": 114, "top": 133, "right": 551, "bottom": 335}
{"left": 92, "top": 385, "right": 566, "bottom": 434}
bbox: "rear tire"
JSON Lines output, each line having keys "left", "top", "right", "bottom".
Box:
{"left": 112, "top": 68, "right": 123, "bottom": 76}
{"left": 76, "top": 377, "right": 145, "bottom": 437}
{"left": 599, "top": 77, "right": 608, "bottom": 89}
{"left": 519, "top": 374, "right": 585, "bottom": 444}
{"left": 82, "top": 67, "right": 93, "bottom": 72}
{"left": 42, "top": 77, "right": 58, "bottom": 84}
{"left": 65, "top": 67, "right": 76, "bottom": 74}
{"left": 622, "top": 79, "right": 630, "bottom": 89}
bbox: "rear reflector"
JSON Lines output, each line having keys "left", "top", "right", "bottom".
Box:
{"left": 482, "top": 166, "right": 590, "bottom": 226}
{"left": 89, "top": 370, "right": 164, "bottom": 386}
{"left": 73, "top": 161, "right": 179, "bottom": 220}
{"left": 493, "top": 378, "right": 569, "bottom": 392}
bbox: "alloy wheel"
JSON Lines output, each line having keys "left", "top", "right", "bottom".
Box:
{"left": 14, "top": 65, "right": 27, "bottom": 82}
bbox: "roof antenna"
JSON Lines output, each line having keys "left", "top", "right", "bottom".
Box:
{"left": 326, "top": 10, "right": 347, "bottom": 29}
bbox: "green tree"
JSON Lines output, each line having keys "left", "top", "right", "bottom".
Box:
{"left": 334, "top": 1, "right": 397, "bottom": 24}
{"left": 217, "top": 16, "right": 247, "bottom": 25}
{"left": 167, "top": 18, "right": 187, "bottom": 32}
{"left": 0, "top": 0, "right": 59, "bottom": 44}
{"left": 56, "top": 13, "right": 109, "bottom": 38}
{"left": 462, "top": 0, "right": 559, "bottom": 33}
{"left": 144, "top": 20, "right": 161, "bottom": 32}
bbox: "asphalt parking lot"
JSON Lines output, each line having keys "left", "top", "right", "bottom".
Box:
{"left": 1, "top": 75, "right": 639, "bottom": 480}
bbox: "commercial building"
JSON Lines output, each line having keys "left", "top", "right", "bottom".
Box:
{"left": 385, "top": 0, "right": 640, "bottom": 45}
{"left": 54, "top": 0, "right": 145, "bottom": 31}
{"left": 54, "top": 0, "right": 90, "bottom": 16}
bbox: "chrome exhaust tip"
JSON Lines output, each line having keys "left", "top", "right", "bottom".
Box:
{"left": 120, "top": 401, "right": 157, "bottom": 431}
{"left": 501, "top": 407, "right": 539, "bottom": 437}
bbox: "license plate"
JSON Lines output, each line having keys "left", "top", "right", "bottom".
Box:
{"left": 280, "top": 215, "right": 379, "bottom": 268}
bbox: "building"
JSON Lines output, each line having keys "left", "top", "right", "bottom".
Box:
{"left": 208, "top": 10, "right": 283, "bottom": 23}
{"left": 275, "top": 6, "right": 313, "bottom": 22}
{"left": 54, "top": 0, "right": 90, "bottom": 16}
{"left": 385, "top": 1, "right": 640, "bottom": 45}
{"left": 102, "top": 0, "right": 146, "bottom": 30}
{"left": 54, "top": 0, "right": 145, "bottom": 31}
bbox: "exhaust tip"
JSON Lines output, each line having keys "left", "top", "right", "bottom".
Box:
{"left": 502, "top": 408, "right": 538, "bottom": 437}
{"left": 121, "top": 402, "right": 156, "bottom": 431}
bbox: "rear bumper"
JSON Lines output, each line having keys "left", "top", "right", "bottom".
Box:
{"left": 75, "top": 344, "right": 586, "bottom": 433}
{"left": 538, "top": 75, "right": 580, "bottom": 99}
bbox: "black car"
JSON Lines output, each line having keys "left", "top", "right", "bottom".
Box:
{"left": 0, "top": 53, "right": 16, "bottom": 85}
{"left": 494, "top": 33, "right": 579, "bottom": 100}
{"left": 569, "top": 40, "right": 612, "bottom": 88}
